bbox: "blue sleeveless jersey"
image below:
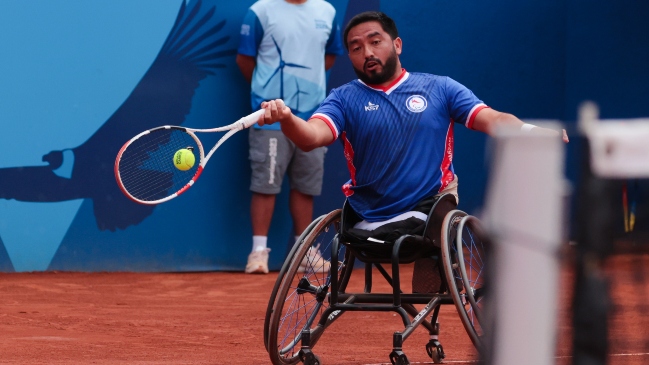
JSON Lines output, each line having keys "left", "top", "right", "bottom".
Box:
{"left": 312, "top": 70, "right": 488, "bottom": 221}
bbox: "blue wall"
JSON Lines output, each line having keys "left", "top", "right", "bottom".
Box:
{"left": 384, "top": 0, "right": 568, "bottom": 215}
{"left": 0, "top": 0, "right": 647, "bottom": 272}
{"left": 565, "top": 0, "right": 649, "bottom": 120}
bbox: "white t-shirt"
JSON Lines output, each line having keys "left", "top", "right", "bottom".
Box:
{"left": 238, "top": 0, "right": 344, "bottom": 127}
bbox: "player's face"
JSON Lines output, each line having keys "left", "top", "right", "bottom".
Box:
{"left": 347, "top": 21, "right": 402, "bottom": 85}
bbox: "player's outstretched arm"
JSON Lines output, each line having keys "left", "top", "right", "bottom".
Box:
{"left": 259, "top": 99, "right": 335, "bottom": 151}
{"left": 472, "top": 108, "right": 569, "bottom": 143}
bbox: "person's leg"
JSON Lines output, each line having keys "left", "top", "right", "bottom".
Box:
{"left": 251, "top": 192, "right": 276, "bottom": 236}
{"left": 289, "top": 189, "right": 313, "bottom": 237}
{"left": 246, "top": 129, "right": 292, "bottom": 274}
{"left": 412, "top": 178, "right": 460, "bottom": 292}
{"left": 245, "top": 193, "right": 275, "bottom": 273}
{"left": 288, "top": 145, "right": 329, "bottom": 272}
{"left": 288, "top": 145, "right": 326, "bottom": 232}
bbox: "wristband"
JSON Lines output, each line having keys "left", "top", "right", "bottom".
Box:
{"left": 521, "top": 123, "right": 537, "bottom": 133}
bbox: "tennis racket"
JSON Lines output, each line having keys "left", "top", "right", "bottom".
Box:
{"left": 114, "top": 109, "right": 264, "bottom": 205}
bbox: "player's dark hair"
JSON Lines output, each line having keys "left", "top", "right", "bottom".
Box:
{"left": 343, "top": 11, "right": 399, "bottom": 51}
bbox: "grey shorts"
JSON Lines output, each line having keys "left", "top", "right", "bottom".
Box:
{"left": 249, "top": 128, "right": 326, "bottom": 196}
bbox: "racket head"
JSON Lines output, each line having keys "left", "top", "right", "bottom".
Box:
{"left": 115, "top": 126, "right": 205, "bottom": 205}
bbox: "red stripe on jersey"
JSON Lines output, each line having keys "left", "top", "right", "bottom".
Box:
{"left": 466, "top": 105, "right": 490, "bottom": 130}
{"left": 341, "top": 131, "right": 356, "bottom": 197}
{"left": 439, "top": 122, "right": 455, "bottom": 192}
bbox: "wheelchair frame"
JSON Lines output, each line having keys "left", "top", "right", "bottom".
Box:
{"left": 264, "top": 193, "right": 486, "bottom": 365}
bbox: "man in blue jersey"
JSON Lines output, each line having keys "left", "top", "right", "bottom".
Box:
{"left": 237, "top": 0, "right": 344, "bottom": 274}
{"left": 258, "top": 11, "right": 568, "bottom": 232}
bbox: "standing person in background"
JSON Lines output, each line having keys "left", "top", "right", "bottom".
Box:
{"left": 236, "top": 0, "right": 344, "bottom": 274}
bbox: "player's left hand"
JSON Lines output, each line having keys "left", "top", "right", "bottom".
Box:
{"left": 562, "top": 129, "right": 569, "bottom": 143}
{"left": 533, "top": 127, "right": 570, "bottom": 143}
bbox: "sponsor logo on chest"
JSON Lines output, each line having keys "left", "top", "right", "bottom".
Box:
{"left": 364, "top": 101, "right": 380, "bottom": 111}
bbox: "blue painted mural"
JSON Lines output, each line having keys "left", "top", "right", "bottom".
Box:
{"left": 0, "top": 0, "right": 647, "bottom": 272}
{"left": 0, "top": 0, "right": 248, "bottom": 271}
{"left": 1, "top": 0, "right": 236, "bottom": 231}
{"left": 0, "top": 0, "right": 355, "bottom": 272}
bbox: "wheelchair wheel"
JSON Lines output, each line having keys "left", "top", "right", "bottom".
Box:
{"left": 456, "top": 215, "right": 486, "bottom": 325}
{"left": 264, "top": 214, "right": 327, "bottom": 351}
{"left": 441, "top": 210, "right": 486, "bottom": 349}
{"left": 267, "top": 209, "right": 346, "bottom": 365}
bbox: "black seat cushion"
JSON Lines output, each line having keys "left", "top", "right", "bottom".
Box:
{"left": 339, "top": 195, "right": 456, "bottom": 263}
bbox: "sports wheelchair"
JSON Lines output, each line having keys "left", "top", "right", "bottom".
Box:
{"left": 264, "top": 194, "right": 487, "bottom": 365}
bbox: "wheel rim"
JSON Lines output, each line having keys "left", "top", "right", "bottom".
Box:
{"left": 268, "top": 210, "right": 344, "bottom": 364}
{"left": 455, "top": 215, "right": 486, "bottom": 332}
{"left": 441, "top": 210, "right": 484, "bottom": 348}
{"left": 264, "top": 215, "right": 326, "bottom": 351}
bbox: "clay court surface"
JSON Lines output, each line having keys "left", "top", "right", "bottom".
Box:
{"left": 0, "top": 252, "right": 647, "bottom": 365}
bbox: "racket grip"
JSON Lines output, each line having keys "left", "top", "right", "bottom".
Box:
{"left": 238, "top": 109, "right": 265, "bottom": 130}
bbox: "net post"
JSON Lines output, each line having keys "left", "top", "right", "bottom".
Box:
{"left": 570, "top": 101, "right": 649, "bottom": 365}
{"left": 481, "top": 121, "right": 566, "bottom": 365}
{"left": 572, "top": 135, "right": 615, "bottom": 365}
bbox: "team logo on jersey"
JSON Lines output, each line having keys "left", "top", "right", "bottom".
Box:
{"left": 240, "top": 24, "right": 250, "bottom": 36}
{"left": 315, "top": 19, "right": 329, "bottom": 29}
{"left": 406, "top": 95, "right": 427, "bottom": 113}
{"left": 364, "top": 101, "right": 380, "bottom": 111}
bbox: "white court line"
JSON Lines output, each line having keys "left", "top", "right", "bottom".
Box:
{"left": 611, "top": 353, "right": 649, "bottom": 357}
{"left": 363, "top": 352, "right": 649, "bottom": 365}
{"left": 363, "top": 360, "right": 479, "bottom": 365}
{"left": 556, "top": 352, "right": 649, "bottom": 359}
{"left": 609, "top": 352, "right": 649, "bottom": 356}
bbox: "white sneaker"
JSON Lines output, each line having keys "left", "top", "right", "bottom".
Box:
{"left": 298, "top": 245, "right": 331, "bottom": 273}
{"left": 245, "top": 248, "right": 270, "bottom": 274}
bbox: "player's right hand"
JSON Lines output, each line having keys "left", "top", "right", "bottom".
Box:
{"left": 259, "top": 99, "right": 292, "bottom": 126}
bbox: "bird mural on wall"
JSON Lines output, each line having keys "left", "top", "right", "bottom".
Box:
{"left": 0, "top": 0, "right": 236, "bottom": 231}
{"left": 262, "top": 35, "right": 310, "bottom": 100}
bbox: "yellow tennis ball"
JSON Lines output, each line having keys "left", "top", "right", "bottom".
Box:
{"left": 173, "top": 149, "right": 195, "bottom": 171}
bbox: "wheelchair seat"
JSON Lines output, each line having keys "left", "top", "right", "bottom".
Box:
{"left": 338, "top": 193, "right": 458, "bottom": 263}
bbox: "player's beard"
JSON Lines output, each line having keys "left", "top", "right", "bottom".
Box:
{"left": 353, "top": 47, "right": 399, "bottom": 85}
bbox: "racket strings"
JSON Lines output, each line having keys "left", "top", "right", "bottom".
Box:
{"left": 118, "top": 129, "right": 200, "bottom": 202}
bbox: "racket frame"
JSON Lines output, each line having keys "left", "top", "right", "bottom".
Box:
{"left": 115, "top": 109, "right": 264, "bottom": 205}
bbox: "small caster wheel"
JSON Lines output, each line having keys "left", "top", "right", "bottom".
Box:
{"left": 389, "top": 350, "right": 409, "bottom": 365}
{"left": 426, "top": 339, "right": 446, "bottom": 363}
{"left": 299, "top": 350, "right": 321, "bottom": 365}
